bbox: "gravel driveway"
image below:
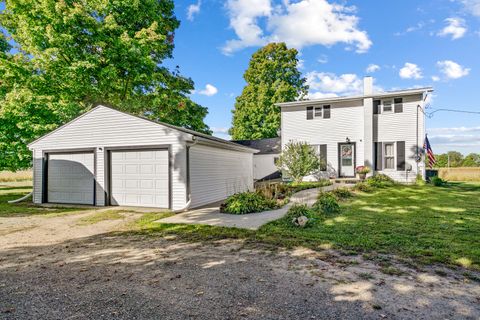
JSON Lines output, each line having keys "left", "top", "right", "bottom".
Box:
{"left": 1, "top": 221, "right": 479, "bottom": 319}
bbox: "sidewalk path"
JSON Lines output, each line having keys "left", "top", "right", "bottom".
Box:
{"left": 156, "top": 183, "right": 354, "bottom": 230}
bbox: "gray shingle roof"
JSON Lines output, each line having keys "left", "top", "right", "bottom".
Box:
{"left": 232, "top": 137, "right": 281, "bottom": 155}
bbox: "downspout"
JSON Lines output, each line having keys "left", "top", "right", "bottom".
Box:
{"left": 173, "top": 136, "right": 197, "bottom": 213}
{"left": 8, "top": 191, "right": 33, "bottom": 204}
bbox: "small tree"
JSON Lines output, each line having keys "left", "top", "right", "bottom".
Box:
{"left": 276, "top": 141, "right": 320, "bottom": 183}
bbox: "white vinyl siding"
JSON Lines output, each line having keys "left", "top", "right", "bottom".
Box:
{"left": 190, "top": 144, "right": 253, "bottom": 208}
{"left": 375, "top": 94, "right": 425, "bottom": 182}
{"left": 29, "top": 106, "right": 189, "bottom": 209}
{"left": 253, "top": 154, "right": 279, "bottom": 180}
{"left": 282, "top": 99, "right": 364, "bottom": 181}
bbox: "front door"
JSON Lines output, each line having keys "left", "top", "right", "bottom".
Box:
{"left": 339, "top": 143, "right": 355, "bottom": 177}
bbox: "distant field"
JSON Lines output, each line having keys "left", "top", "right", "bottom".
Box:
{"left": 438, "top": 167, "right": 480, "bottom": 181}
{"left": 0, "top": 170, "right": 33, "bottom": 182}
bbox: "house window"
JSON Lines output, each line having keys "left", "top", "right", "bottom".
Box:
{"left": 384, "top": 143, "right": 395, "bottom": 169}
{"left": 382, "top": 100, "right": 393, "bottom": 113}
{"left": 314, "top": 106, "right": 322, "bottom": 117}
{"left": 311, "top": 145, "right": 327, "bottom": 171}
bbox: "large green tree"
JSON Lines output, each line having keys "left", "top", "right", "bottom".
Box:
{"left": 462, "top": 153, "right": 480, "bottom": 167}
{"left": 0, "top": 0, "right": 210, "bottom": 171}
{"left": 229, "top": 43, "right": 308, "bottom": 140}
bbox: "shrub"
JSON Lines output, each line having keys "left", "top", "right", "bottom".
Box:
{"left": 366, "top": 174, "right": 395, "bottom": 188}
{"left": 276, "top": 141, "right": 321, "bottom": 183}
{"left": 285, "top": 204, "right": 315, "bottom": 227}
{"left": 221, "top": 192, "right": 277, "bottom": 214}
{"left": 416, "top": 174, "right": 426, "bottom": 186}
{"left": 354, "top": 182, "right": 374, "bottom": 193}
{"left": 287, "top": 180, "right": 332, "bottom": 194}
{"left": 314, "top": 192, "right": 340, "bottom": 214}
{"left": 430, "top": 176, "right": 446, "bottom": 187}
{"left": 331, "top": 187, "right": 353, "bottom": 200}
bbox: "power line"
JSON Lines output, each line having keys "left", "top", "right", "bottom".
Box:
{"left": 426, "top": 108, "right": 480, "bottom": 118}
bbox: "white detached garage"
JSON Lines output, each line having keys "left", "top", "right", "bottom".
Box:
{"left": 28, "top": 105, "right": 256, "bottom": 210}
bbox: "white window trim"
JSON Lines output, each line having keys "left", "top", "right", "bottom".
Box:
{"left": 382, "top": 142, "right": 396, "bottom": 171}
{"left": 382, "top": 99, "right": 393, "bottom": 114}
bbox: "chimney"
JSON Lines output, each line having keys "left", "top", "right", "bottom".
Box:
{"left": 363, "top": 76, "right": 373, "bottom": 95}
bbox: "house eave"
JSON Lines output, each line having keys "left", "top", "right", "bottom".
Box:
{"left": 276, "top": 87, "right": 434, "bottom": 108}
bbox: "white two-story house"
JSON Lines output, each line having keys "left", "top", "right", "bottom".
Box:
{"left": 277, "top": 77, "right": 433, "bottom": 183}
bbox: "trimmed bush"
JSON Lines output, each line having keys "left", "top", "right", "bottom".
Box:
{"left": 287, "top": 179, "right": 332, "bottom": 194}
{"left": 366, "top": 174, "right": 395, "bottom": 188}
{"left": 221, "top": 192, "right": 277, "bottom": 215}
{"left": 430, "top": 176, "right": 446, "bottom": 186}
{"left": 314, "top": 192, "right": 340, "bottom": 214}
{"left": 331, "top": 187, "right": 353, "bottom": 200}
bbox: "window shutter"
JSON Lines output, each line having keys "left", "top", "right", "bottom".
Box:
{"left": 396, "top": 141, "right": 406, "bottom": 171}
{"left": 375, "top": 142, "right": 382, "bottom": 171}
{"left": 323, "top": 105, "right": 331, "bottom": 119}
{"left": 373, "top": 100, "right": 381, "bottom": 114}
{"left": 306, "top": 106, "right": 313, "bottom": 120}
{"left": 320, "top": 144, "right": 327, "bottom": 171}
{"left": 394, "top": 98, "right": 403, "bottom": 113}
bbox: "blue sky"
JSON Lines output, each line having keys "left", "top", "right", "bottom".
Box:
{"left": 1, "top": 1, "right": 479, "bottom": 154}
{"left": 170, "top": 0, "right": 480, "bottom": 154}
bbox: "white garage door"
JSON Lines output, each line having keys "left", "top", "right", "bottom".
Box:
{"left": 110, "top": 149, "right": 169, "bottom": 208}
{"left": 47, "top": 152, "right": 95, "bottom": 205}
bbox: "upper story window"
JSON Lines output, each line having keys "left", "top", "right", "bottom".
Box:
{"left": 383, "top": 100, "right": 393, "bottom": 113}
{"left": 374, "top": 98, "right": 403, "bottom": 114}
{"left": 307, "top": 105, "right": 331, "bottom": 120}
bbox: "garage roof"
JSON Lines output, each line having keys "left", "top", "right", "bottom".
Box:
{"left": 28, "top": 105, "right": 258, "bottom": 153}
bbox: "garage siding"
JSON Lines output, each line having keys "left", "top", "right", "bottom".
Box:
{"left": 190, "top": 144, "right": 254, "bottom": 208}
{"left": 29, "top": 106, "right": 188, "bottom": 210}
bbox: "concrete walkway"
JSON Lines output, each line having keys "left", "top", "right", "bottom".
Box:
{"left": 156, "top": 183, "right": 354, "bottom": 230}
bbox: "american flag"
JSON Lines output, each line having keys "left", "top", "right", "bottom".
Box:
{"left": 423, "top": 135, "right": 436, "bottom": 168}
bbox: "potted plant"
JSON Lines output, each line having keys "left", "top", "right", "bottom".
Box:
{"left": 356, "top": 166, "right": 370, "bottom": 180}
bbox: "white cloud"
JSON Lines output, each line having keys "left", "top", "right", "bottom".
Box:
{"left": 187, "top": 1, "right": 201, "bottom": 21}
{"left": 431, "top": 75, "right": 441, "bottom": 82}
{"left": 306, "top": 72, "right": 363, "bottom": 98}
{"left": 197, "top": 84, "right": 218, "bottom": 96}
{"left": 459, "top": 0, "right": 480, "bottom": 17}
{"left": 366, "top": 64, "right": 380, "bottom": 73}
{"left": 394, "top": 21, "right": 426, "bottom": 36}
{"left": 211, "top": 127, "right": 229, "bottom": 134}
{"left": 317, "top": 54, "right": 328, "bottom": 64}
{"left": 438, "top": 18, "right": 467, "bottom": 40}
{"left": 297, "top": 59, "right": 305, "bottom": 69}
{"left": 437, "top": 60, "right": 470, "bottom": 79}
{"left": 223, "top": 0, "right": 372, "bottom": 55}
{"left": 399, "top": 62, "right": 423, "bottom": 79}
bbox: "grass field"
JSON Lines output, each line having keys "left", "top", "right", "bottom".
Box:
{"left": 132, "top": 182, "right": 480, "bottom": 270}
{"left": 438, "top": 167, "right": 480, "bottom": 181}
{"left": 0, "top": 183, "right": 86, "bottom": 217}
{"left": 1, "top": 181, "right": 479, "bottom": 270}
{"left": 0, "top": 170, "right": 32, "bottom": 182}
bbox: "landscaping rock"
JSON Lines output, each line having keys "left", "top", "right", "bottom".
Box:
{"left": 292, "top": 215, "right": 309, "bottom": 227}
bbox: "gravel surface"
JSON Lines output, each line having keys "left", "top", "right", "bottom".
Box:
{"left": 1, "top": 231, "right": 479, "bottom": 320}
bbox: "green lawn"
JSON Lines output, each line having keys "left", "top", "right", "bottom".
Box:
{"left": 0, "top": 183, "right": 87, "bottom": 217}
{"left": 131, "top": 182, "right": 480, "bottom": 270}
{"left": 2, "top": 181, "right": 479, "bottom": 269}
